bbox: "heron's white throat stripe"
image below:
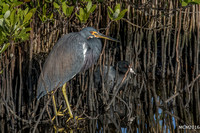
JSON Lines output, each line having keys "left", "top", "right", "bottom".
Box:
{"left": 82, "top": 42, "right": 87, "bottom": 59}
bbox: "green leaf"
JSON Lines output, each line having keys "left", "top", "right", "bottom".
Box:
{"left": 18, "top": 9, "right": 24, "bottom": 21}
{"left": 62, "top": 2, "right": 67, "bottom": 15}
{"left": 66, "top": 6, "right": 74, "bottom": 17}
{"left": 29, "top": 8, "right": 36, "bottom": 14}
{"left": 15, "top": 13, "right": 19, "bottom": 25}
{"left": 4, "top": 10, "right": 10, "bottom": 19}
{"left": 50, "top": 12, "right": 53, "bottom": 19}
{"left": 108, "top": 10, "right": 113, "bottom": 20}
{"left": 113, "top": 9, "right": 120, "bottom": 19}
{"left": 112, "top": 4, "right": 121, "bottom": 19}
{"left": 21, "top": 33, "right": 29, "bottom": 41}
{"left": 76, "top": 8, "right": 85, "bottom": 22}
{"left": 11, "top": 1, "right": 23, "bottom": 8}
{"left": 24, "top": 7, "right": 29, "bottom": 16}
{"left": 17, "top": 28, "right": 26, "bottom": 38}
{"left": 43, "top": 3, "right": 47, "bottom": 14}
{"left": 86, "top": 1, "right": 92, "bottom": 12}
{"left": 0, "top": 43, "right": 10, "bottom": 54}
{"left": 25, "top": 27, "right": 32, "bottom": 32}
{"left": 53, "top": 2, "right": 60, "bottom": 9}
{"left": 80, "top": 8, "right": 85, "bottom": 17}
{"left": 0, "top": 18, "right": 3, "bottom": 26}
{"left": 180, "top": 0, "right": 200, "bottom": 6}
{"left": 2, "top": 3, "right": 9, "bottom": 14}
{"left": 4, "top": 18, "right": 11, "bottom": 28}
{"left": 43, "top": 15, "right": 47, "bottom": 22}
{"left": 108, "top": 6, "right": 114, "bottom": 14}
{"left": 114, "top": 4, "right": 121, "bottom": 12}
{"left": 10, "top": 9, "right": 16, "bottom": 26}
{"left": 88, "top": 4, "right": 96, "bottom": 13}
{"left": 188, "top": 0, "right": 200, "bottom": 4}
{"left": 1, "top": 31, "right": 7, "bottom": 38}
{"left": 193, "top": 0, "right": 200, "bottom": 4}
{"left": 15, "top": 8, "right": 21, "bottom": 23}
{"left": 181, "top": 1, "right": 188, "bottom": 6}
{"left": 23, "top": 12, "right": 33, "bottom": 23}
{"left": 115, "top": 9, "right": 128, "bottom": 21}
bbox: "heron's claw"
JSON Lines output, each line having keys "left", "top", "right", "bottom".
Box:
{"left": 53, "top": 125, "right": 65, "bottom": 132}
{"left": 52, "top": 105, "right": 84, "bottom": 123}
{"left": 65, "top": 116, "right": 84, "bottom": 123}
{"left": 52, "top": 105, "right": 66, "bottom": 121}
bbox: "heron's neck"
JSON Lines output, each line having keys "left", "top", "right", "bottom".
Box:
{"left": 80, "top": 38, "right": 102, "bottom": 72}
{"left": 88, "top": 38, "right": 102, "bottom": 58}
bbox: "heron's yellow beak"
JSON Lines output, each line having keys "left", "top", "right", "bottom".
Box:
{"left": 91, "top": 31, "right": 120, "bottom": 42}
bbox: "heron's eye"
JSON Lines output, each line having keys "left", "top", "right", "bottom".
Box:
{"left": 93, "top": 32, "right": 98, "bottom": 35}
{"left": 90, "top": 31, "right": 98, "bottom": 37}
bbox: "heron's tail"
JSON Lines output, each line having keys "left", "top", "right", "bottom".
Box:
{"left": 36, "top": 76, "right": 46, "bottom": 100}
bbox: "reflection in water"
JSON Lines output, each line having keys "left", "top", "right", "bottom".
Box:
{"left": 90, "top": 77, "right": 197, "bottom": 133}
{"left": 0, "top": 75, "right": 198, "bottom": 132}
{"left": 154, "top": 98, "right": 176, "bottom": 132}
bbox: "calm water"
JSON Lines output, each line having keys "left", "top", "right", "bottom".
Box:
{"left": 1, "top": 76, "right": 196, "bottom": 133}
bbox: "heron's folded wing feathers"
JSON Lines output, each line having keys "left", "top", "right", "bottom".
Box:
{"left": 37, "top": 33, "right": 88, "bottom": 99}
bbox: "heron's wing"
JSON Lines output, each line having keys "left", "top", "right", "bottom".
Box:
{"left": 37, "top": 33, "right": 88, "bottom": 99}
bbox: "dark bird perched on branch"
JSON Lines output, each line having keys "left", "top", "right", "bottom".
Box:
{"left": 36, "top": 27, "right": 119, "bottom": 119}
{"left": 94, "top": 61, "right": 135, "bottom": 93}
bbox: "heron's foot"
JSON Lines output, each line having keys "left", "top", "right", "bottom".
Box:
{"left": 52, "top": 111, "right": 84, "bottom": 132}
{"left": 53, "top": 125, "right": 65, "bottom": 132}
{"left": 52, "top": 105, "right": 67, "bottom": 121}
{"left": 52, "top": 105, "right": 84, "bottom": 124}
{"left": 53, "top": 125, "right": 75, "bottom": 133}
{"left": 66, "top": 115, "right": 84, "bottom": 123}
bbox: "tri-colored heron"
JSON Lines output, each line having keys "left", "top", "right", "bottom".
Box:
{"left": 37, "top": 27, "right": 119, "bottom": 119}
{"left": 94, "top": 61, "right": 135, "bottom": 93}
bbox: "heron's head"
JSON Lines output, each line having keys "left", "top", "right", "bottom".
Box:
{"left": 117, "top": 61, "right": 136, "bottom": 74}
{"left": 80, "top": 27, "right": 119, "bottom": 42}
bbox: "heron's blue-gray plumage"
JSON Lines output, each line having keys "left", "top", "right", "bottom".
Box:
{"left": 81, "top": 39, "right": 102, "bottom": 71}
{"left": 37, "top": 27, "right": 102, "bottom": 99}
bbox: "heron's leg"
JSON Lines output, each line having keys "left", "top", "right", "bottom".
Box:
{"left": 52, "top": 83, "right": 83, "bottom": 123}
{"left": 52, "top": 94, "right": 58, "bottom": 114}
{"left": 62, "top": 83, "right": 73, "bottom": 118}
{"left": 62, "top": 84, "right": 85, "bottom": 124}
{"left": 52, "top": 93, "right": 65, "bottom": 121}
{"left": 52, "top": 83, "right": 73, "bottom": 121}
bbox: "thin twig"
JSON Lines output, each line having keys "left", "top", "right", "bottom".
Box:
{"left": 2, "top": 98, "right": 30, "bottom": 124}
{"left": 32, "top": 83, "right": 61, "bottom": 133}
{"left": 165, "top": 74, "right": 200, "bottom": 103}
{"left": 105, "top": 64, "right": 133, "bottom": 111}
